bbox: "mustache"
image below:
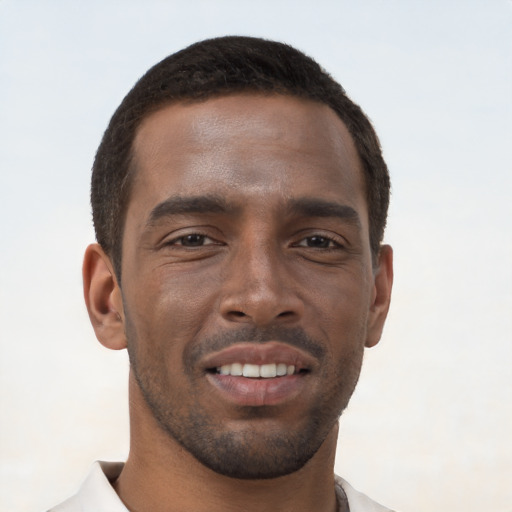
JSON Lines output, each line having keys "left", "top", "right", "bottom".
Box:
{"left": 184, "top": 325, "right": 326, "bottom": 368}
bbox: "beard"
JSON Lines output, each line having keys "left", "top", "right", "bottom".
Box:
{"left": 127, "top": 324, "right": 364, "bottom": 480}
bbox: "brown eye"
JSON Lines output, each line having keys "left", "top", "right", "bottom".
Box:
{"left": 177, "top": 234, "right": 207, "bottom": 246}
{"left": 165, "top": 232, "right": 223, "bottom": 249}
{"left": 294, "top": 232, "right": 345, "bottom": 251}
{"left": 305, "top": 236, "right": 331, "bottom": 248}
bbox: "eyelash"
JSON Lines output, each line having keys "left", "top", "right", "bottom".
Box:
{"left": 293, "top": 234, "right": 345, "bottom": 250}
{"left": 165, "top": 232, "right": 344, "bottom": 251}
{"left": 164, "top": 230, "right": 346, "bottom": 252}
{"left": 166, "top": 233, "right": 218, "bottom": 247}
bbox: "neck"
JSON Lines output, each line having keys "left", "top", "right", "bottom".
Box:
{"left": 114, "top": 373, "right": 341, "bottom": 512}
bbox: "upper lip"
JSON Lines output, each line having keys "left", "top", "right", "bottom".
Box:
{"left": 200, "top": 341, "right": 318, "bottom": 372}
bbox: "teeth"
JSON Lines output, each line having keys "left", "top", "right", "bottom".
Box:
{"left": 243, "top": 364, "right": 260, "bottom": 378}
{"left": 276, "top": 363, "right": 287, "bottom": 376}
{"left": 231, "top": 362, "right": 243, "bottom": 376}
{"left": 260, "top": 363, "right": 277, "bottom": 378}
{"left": 216, "top": 363, "right": 297, "bottom": 378}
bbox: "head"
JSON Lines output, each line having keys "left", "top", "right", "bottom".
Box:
{"left": 84, "top": 36, "right": 393, "bottom": 480}
{"left": 91, "top": 35, "right": 390, "bottom": 281}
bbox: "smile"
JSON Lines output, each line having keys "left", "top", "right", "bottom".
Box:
{"left": 200, "top": 342, "right": 316, "bottom": 406}
{"left": 214, "top": 363, "right": 300, "bottom": 378}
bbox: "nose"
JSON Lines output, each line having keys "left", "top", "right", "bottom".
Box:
{"left": 219, "top": 243, "right": 304, "bottom": 327}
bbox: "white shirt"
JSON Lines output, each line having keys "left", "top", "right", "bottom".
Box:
{"left": 48, "top": 461, "right": 396, "bottom": 512}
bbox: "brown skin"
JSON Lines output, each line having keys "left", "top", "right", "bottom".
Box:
{"left": 83, "top": 94, "right": 393, "bottom": 512}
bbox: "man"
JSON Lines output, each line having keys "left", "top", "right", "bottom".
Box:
{"left": 50, "top": 36, "right": 394, "bottom": 512}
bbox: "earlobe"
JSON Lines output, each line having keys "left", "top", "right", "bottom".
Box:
{"left": 83, "top": 243, "right": 127, "bottom": 350}
{"left": 365, "top": 244, "right": 393, "bottom": 348}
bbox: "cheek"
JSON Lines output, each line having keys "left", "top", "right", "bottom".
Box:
{"left": 123, "top": 268, "right": 221, "bottom": 359}
{"left": 300, "top": 271, "right": 372, "bottom": 390}
{"left": 301, "top": 266, "right": 373, "bottom": 333}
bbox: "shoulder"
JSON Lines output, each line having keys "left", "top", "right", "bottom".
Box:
{"left": 335, "top": 475, "right": 397, "bottom": 512}
{"left": 46, "top": 493, "right": 81, "bottom": 512}
{"left": 46, "top": 461, "right": 126, "bottom": 512}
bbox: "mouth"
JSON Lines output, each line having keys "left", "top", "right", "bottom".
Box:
{"left": 201, "top": 342, "right": 315, "bottom": 407}
{"left": 207, "top": 362, "right": 309, "bottom": 378}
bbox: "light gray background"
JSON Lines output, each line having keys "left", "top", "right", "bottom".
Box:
{"left": 1, "top": 1, "right": 511, "bottom": 511}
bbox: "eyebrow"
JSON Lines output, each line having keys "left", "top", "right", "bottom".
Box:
{"left": 146, "top": 194, "right": 238, "bottom": 227}
{"left": 286, "top": 198, "right": 362, "bottom": 228}
{"left": 145, "top": 195, "right": 361, "bottom": 230}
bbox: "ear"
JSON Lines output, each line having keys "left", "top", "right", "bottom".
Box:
{"left": 83, "top": 243, "right": 127, "bottom": 350}
{"left": 365, "top": 244, "right": 393, "bottom": 348}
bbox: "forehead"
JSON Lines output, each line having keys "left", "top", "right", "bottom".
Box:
{"left": 129, "top": 93, "right": 366, "bottom": 220}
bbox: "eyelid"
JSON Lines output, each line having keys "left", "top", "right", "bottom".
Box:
{"left": 295, "top": 237, "right": 342, "bottom": 248}
{"left": 157, "top": 226, "right": 224, "bottom": 248}
{"left": 292, "top": 230, "right": 347, "bottom": 248}
{"left": 167, "top": 233, "right": 219, "bottom": 246}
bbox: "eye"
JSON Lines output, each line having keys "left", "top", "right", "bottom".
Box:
{"left": 170, "top": 234, "right": 215, "bottom": 247}
{"left": 296, "top": 235, "right": 342, "bottom": 249}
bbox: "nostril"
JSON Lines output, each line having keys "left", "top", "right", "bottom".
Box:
{"left": 277, "top": 311, "right": 294, "bottom": 318}
{"left": 226, "top": 310, "right": 251, "bottom": 322}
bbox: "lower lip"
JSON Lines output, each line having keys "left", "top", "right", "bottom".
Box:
{"left": 205, "top": 373, "right": 308, "bottom": 407}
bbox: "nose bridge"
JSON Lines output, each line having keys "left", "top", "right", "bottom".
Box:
{"left": 241, "top": 238, "right": 280, "bottom": 294}
{"left": 220, "top": 230, "right": 302, "bottom": 325}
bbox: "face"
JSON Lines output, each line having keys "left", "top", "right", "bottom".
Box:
{"left": 115, "top": 94, "right": 390, "bottom": 478}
